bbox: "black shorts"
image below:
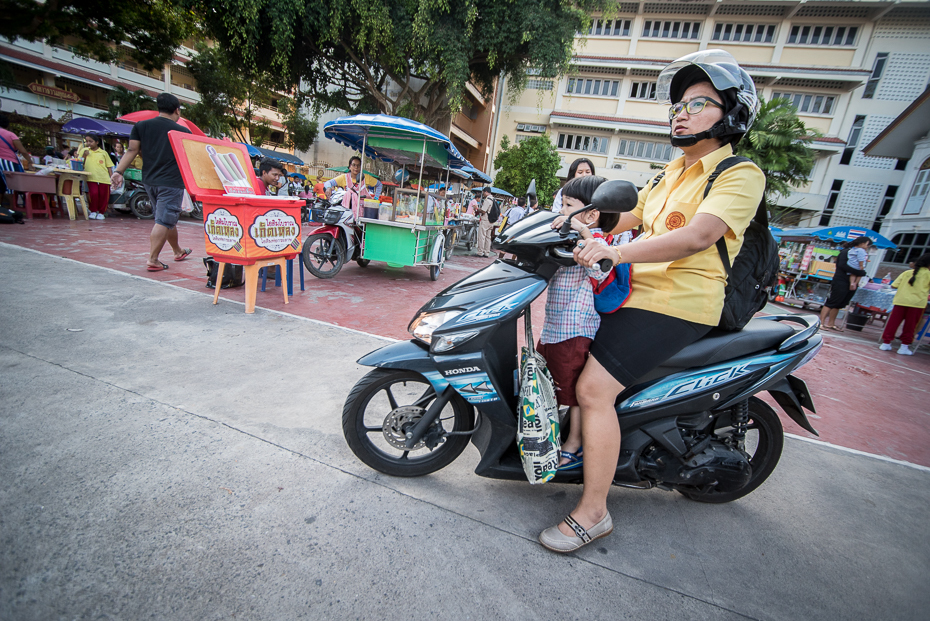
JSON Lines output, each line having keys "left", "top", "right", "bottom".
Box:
{"left": 825, "top": 277, "right": 855, "bottom": 310}
{"left": 589, "top": 307, "right": 712, "bottom": 387}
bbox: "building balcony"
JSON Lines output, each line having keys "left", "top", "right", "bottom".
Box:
{"left": 550, "top": 110, "right": 669, "bottom": 136}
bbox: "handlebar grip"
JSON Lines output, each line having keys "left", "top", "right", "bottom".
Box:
{"left": 597, "top": 258, "right": 614, "bottom": 273}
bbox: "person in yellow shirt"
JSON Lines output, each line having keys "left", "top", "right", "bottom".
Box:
{"left": 538, "top": 50, "right": 764, "bottom": 554}
{"left": 879, "top": 254, "right": 930, "bottom": 355}
{"left": 78, "top": 134, "right": 114, "bottom": 220}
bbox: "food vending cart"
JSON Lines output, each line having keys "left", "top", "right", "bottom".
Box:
{"left": 772, "top": 226, "right": 897, "bottom": 309}
{"left": 168, "top": 132, "right": 304, "bottom": 313}
{"left": 319, "top": 114, "right": 469, "bottom": 280}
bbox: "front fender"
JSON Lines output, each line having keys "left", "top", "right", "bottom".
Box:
{"left": 358, "top": 340, "right": 433, "bottom": 372}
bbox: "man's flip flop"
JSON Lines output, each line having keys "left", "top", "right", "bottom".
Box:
{"left": 147, "top": 262, "right": 169, "bottom": 272}
{"left": 174, "top": 248, "right": 193, "bottom": 261}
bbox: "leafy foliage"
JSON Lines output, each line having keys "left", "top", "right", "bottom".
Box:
{"left": 735, "top": 97, "right": 821, "bottom": 203}
{"left": 9, "top": 123, "right": 45, "bottom": 152}
{"left": 492, "top": 135, "right": 561, "bottom": 207}
{"left": 278, "top": 97, "right": 318, "bottom": 152}
{"left": 193, "top": 0, "right": 608, "bottom": 129}
{"left": 2, "top": 0, "right": 195, "bottom": 71}
{"left": 95, "top": 86, "right": 157, "bottom": 121}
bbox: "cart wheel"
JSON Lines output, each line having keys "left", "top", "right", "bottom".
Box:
{"left": 356, "top": 259, "right": 370, "bottom": 268}
{"left": 430, "top": 264, "right": 441, "bottom": 281}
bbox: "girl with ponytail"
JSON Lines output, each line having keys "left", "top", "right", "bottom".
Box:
{"left": 880, "top": 253, "right": 930, "bottom": 355}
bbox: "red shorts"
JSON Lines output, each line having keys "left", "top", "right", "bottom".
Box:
{"left": 535, "top": 336, "right": 593, "bottom": 407}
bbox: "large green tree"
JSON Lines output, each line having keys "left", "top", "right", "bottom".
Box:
{"left": 735, "top": 97, "right": 821, "bottom": 205}
{"left": 1, "top": 0, "right": 195, "bottom": 70}
{"left": 493, "top": 135, "right": 561, "bottom": 207}
{"left": 193, "top": 0, "right": 609, "bottom": 130}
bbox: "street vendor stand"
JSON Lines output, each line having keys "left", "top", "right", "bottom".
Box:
{"left": 772, "top": 226, "right": 897, "bottom": 310}
{"left": 321, "top": 114, "right": 468, "bottom": 281}
{"left": 168, "top": 132, "right": 304, "bottom": 314}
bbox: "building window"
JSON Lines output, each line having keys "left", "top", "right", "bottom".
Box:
{"left": 590, "top": 19, "right": 632, "bottom": 37}
{"left": 771, "top": 91, "right": 836, "bottom": 115}
{"left": 616, "top": 139, "right": 676, "bottom": 162}
{"left": 516, "top": 123, "right": 546, "bottom": 133}
{"left": 889, "top": 232, "right": 930, "bottom": 265}
{"left": 862, "top": 53, "right": 888, "bottom": 99}
{"left": 629, "top": 82, "right": 657, "bottom": 101}
{"left": 872, "top": 186, "right": 898, "bottom": 232}
{"left": 642, "top": 20, "right": 701, "bottom": 40}
{"left": 787, "top": 25, "right": 858, "bottom": 46}
{"left": 903, "top": 162, "right": 930, "bottom": 216}
{"left": 840, "top": 116, "right": 865, "bottom": 166}
{"left": 820, "top": 179, "right": 843, "bottom": 226}
{"left": 526, "top": 79, "right": 553, "bottom": 91}
{"left": 515, "top": 134, "right": 535, "bottom": 143}
{"left": 712, "top": 23, "right": 777, "bottom": 43}
{"left": 565, "top": 78, "right": 620, "bottom": 97}
{"left": 558, "top": 133, "right": 609, "bottom": 154}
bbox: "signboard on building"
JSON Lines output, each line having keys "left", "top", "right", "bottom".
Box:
{"left": 28, "top": 83, "right": 81, "bottom": 103}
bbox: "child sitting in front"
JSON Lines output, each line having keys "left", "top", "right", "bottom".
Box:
{"left": 537, "top": 175, "right": 625, "bottom": 470}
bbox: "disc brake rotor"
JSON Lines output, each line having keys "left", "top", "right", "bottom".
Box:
{"left": 383, "top": 405, "right": 427, "bottom": 450}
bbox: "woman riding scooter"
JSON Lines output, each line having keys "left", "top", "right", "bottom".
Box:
{"left": 539, "top": 50, "right": 765, "bottom": 553}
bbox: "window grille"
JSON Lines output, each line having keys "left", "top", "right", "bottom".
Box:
{"left": 787, "top": 25, "right": 858, "bottom": 46}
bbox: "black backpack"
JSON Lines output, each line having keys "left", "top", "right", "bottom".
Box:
{"left": 650, "top": 156, "right": 778, "bottom": 331}
{"left": 488, "top": 199, "right": 501, "bottom": 223}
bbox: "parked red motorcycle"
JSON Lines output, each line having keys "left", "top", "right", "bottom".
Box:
{"left": 301, "top": 190, "right": 369, "bottom": 279}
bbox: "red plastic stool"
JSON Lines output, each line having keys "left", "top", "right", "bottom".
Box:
{"left": 14, "top": 191, "right": 53, "bottom": 219}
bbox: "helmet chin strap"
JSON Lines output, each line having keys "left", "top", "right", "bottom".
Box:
{"left": 669, "top": 103, "right": 745, "bottom": 148}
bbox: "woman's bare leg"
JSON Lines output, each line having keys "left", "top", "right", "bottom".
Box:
{"left": 556, "top": 356, "right": 624, "bottom": 536}
{"left": 558, "top": 406, "right": 583, "bottom": 466}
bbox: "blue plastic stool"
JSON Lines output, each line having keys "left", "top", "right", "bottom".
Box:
{"left": 260, "top": 256, "right": 305, "bottom": 296}
{"left": 913, "top": 314, "right": 930, "bottom": 354}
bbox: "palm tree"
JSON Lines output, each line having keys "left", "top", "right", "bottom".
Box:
{"left": 735, "top": 97, "right": 822, "bottom": 224}
{"left": 96, "top": 86, "right": 156, "bottom": 121}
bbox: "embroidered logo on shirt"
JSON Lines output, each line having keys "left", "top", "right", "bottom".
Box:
{"left": 665, "top": 211, "right": 686, "bottom": 230}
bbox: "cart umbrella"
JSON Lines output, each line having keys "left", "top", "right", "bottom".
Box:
{"left": 771, "top": 226, "right": 897, "bottom": 249}
{"left": 323, "top": 114, "right": 468, "bottom": 169}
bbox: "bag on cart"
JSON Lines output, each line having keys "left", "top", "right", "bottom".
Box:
{"left": 203, "top": 257, "right": 244, "bottom": 289}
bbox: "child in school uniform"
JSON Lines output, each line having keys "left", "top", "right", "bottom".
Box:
{"left": 536, "top": 175, "right": 628, "bottom": 470}
{"left": 879, "top": 253, "right": 930, "bottom": 356}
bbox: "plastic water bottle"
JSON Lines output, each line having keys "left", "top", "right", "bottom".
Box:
{"left": 882, "top": 272, "right": 892, "bottom": 285}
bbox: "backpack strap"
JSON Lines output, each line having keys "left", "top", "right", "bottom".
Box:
{"left": 650, "top": 171, "right": 666, "bottom": 189}
{"left": 703, "top": 156, "right": 766, "bottom": 280}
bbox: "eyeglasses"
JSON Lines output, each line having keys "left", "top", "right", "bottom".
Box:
{"left": 668, "top": 97, "right": 725, "bottom": 120}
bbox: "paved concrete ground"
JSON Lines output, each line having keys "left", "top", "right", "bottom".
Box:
{"left": 1, "top": 244, "right": 929, "bottom": 620}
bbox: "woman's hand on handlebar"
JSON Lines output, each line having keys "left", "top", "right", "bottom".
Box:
{"left": 574, "top": 240, "right": 617, "bottom": 269}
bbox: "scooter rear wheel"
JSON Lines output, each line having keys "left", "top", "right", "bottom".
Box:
{"left": 343, "top": 368, "right": 474, "bottom": 477}
{"left": 302, "top": 233, "right": 345, "bottom": 279}
{"left": 128, "top": 192, "right": 154, "bottom": 219}
{"left": 678, "top": 397, "right": 783, "bottom": 503}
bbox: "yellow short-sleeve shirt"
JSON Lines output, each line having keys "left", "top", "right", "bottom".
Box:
{"left": 627, "top": 144, "right": 765, "bottom": 326}
{"left": 78, "top": 147, "right": 114, "bottom": 184}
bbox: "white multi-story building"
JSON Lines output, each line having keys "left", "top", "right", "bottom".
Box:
{"left": 489, "top": 0, "right": 930, "bottom": 271}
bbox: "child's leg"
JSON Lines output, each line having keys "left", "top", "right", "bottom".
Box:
{"left": 560, "top": 405, "right": 583, "bottom": 463}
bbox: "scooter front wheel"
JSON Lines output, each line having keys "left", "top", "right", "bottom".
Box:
{"left": 342, "top": 368, "right": 474, "bottom": 477}
{"left": 302, "top": 233, "right": 345, "bottom": 279}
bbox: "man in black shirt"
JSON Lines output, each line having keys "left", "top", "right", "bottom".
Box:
{"left": 111, "top": 93, "right": 193, "bottom": 271}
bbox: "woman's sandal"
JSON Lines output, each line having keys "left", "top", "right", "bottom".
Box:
{"left": 539, "top": 513, "right": 613, "bottom": 553}
{"left": 557, "top": 448, "right": 583, "bottom": 470}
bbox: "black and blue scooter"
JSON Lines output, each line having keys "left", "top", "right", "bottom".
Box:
{"left": 342, "top": 181, "right": 821, "bottom": 503}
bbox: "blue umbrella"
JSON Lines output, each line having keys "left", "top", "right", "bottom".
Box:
{"left": 772, "top": 226, "right": 896, "bottom": 249}
{"left": 288, "top": 172, "right": 306, "bottom": 180}
{"left": 489, "top": 187, "right": 513, "bottom": 197}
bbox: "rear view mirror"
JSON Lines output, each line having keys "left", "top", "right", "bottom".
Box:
{"left": 525, "top": 179, "right": 536, "bottom": 200}
{"left": 591, "top": 180, "right": 638, "bottom": 214}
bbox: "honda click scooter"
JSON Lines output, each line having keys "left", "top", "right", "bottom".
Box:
{"left": 342, "top": 180, "right": 821, "bottom": 503}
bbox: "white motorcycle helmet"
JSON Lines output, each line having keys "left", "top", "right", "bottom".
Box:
{"left": 657, "top": 49, "right": 759, "bottom": 147}
{"left": 329, "top": 188, "right": 346, "bottom": 205}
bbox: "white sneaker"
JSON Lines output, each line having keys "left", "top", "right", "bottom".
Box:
{"left": 879, "top": 343, "right": 893, "bottom": 351}
{"left": 897, "top": 344, "right": 914, "bottom": 356}
{"left": 97, "top": 213, "right": 105, "bottom": 220}
{"left": 88, "top": 212, "right": 97, "bottom": 219}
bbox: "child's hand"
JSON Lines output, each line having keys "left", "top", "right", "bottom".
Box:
{"left": 568, "top": 217, "right": 589, "bottom": 235}
{"left": 551, "top": 215, "right": 568, "bottom": 230}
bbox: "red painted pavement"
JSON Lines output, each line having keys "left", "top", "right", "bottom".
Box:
{"left": 2, "top": 214, "right": 928, "bottom": 467}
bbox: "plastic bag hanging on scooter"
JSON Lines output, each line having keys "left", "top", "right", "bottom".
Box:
{"left": 517, "top": 306, "right": 561, "bottom": 484}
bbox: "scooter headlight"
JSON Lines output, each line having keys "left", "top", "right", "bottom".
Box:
{"left": 409, "top": 310, "right": 463, "bottom": 344}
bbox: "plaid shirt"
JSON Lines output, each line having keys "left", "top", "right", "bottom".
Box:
{"left": 540, "top": 229, "right": 616, "bottom": 345}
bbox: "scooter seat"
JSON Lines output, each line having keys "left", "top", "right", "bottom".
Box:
{"left": 634, "top": 318, "right": 796, "bottom": 384}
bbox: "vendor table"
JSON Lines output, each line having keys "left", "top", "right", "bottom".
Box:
{"left": 851, "top": 287, "right": 896, "bottom": 313}
{"left": 4, "top": 171, "right": 56, "bottom": 219}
